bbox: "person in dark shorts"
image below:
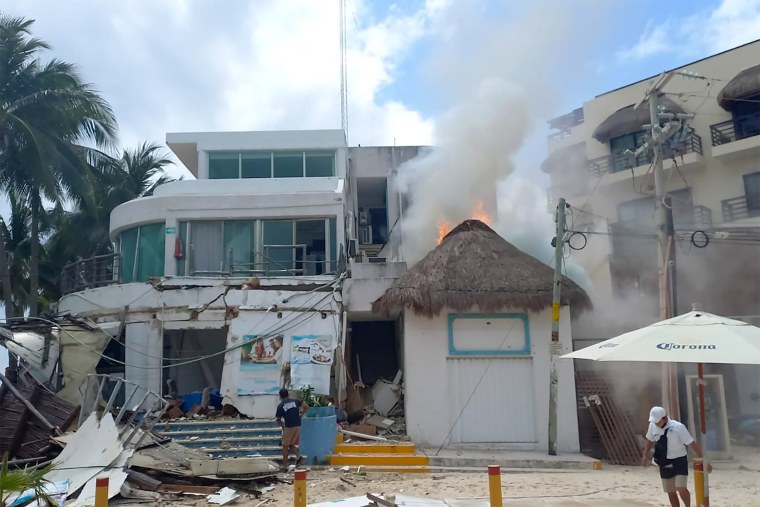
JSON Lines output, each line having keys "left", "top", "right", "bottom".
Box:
{"left": 275, "top": 388, "right": 308, "bottom": 468}
{"left": 640, "top": 406, "right": 710, "bottom": 507}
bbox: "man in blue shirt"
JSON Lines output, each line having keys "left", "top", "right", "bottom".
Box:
{"left": 276, "top": 388, "right": 308, "bottom": 467}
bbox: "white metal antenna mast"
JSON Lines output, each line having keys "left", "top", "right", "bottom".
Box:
{"left": 339, "top": 0, "right": 348, "bottom": 136}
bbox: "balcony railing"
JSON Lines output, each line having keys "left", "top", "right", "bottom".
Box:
{"left": 721, "top": 195, "right": 760, "bottom": 222}
{"left": 588, "top": 128, "right": 703, "bottom": 176}
{"left": 710, "top": 113, "right": 760, "bottom": 146}
{"left": 187, "top": 245, "right": 336, "bottom": 277}
{"left": 691, "top": 205, "right": 713, "bottom": 228}
{"left": 61, "top": 253, "right": 121, "bottom": 295}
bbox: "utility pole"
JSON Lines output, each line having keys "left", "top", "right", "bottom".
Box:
{"left": 548, "top": 197, "right": 567, "bottom": 456}
{"left": 633, "top": 72, "right": 681, "bottom": 416}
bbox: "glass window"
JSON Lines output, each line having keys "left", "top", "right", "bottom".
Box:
{"left": 209, "top": 152, "right": 239, "bottom": 179}
{"left": 263, "top": 220, "right": 295, "bottom": 275}
{"left": 224, "top": 221, "right": 254, "bottom": 273}
{"left": 273, "top": 153, "right": 303, "bottom": 178}
{"left": 296, "top": 220, "right": 327, "bottom": 275}
{"left": 744, "top": 172, "right": 760, "bottom": 214}
{"left": 119, "top": 224, "right": 165, "bottom": 282}
{"left": 305, "top": 152, "right": 335, "bottom": 177}
{"left": 137, "top": 223, "right": 165, "bottom": 280}
{"left": 617, "top": 197, "right": 655, "bottom": 227}
{"left": 190, "top": 221, "right": 224, "bottom": 274}
{"left": 120, "top": 228, "right": 138, "bottom": 283}
{"left": 242, "top": 153, "right": 271, "bottom": 178}
{"left": 610, "top": 131, "right": 650, "bottom": 172}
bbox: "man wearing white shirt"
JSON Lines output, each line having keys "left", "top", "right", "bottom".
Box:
{"left": 640, "top": 406, "right": 709, "bottom": 507}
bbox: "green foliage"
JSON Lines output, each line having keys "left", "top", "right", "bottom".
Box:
{"left": 299, "top": 385, "right": 327, "bottom": 407}
{"left": 0, "top": 454, "right": 55, "bottom": 507}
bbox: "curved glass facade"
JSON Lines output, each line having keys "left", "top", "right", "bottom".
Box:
{"left": 119, "top": 223, "right": 165, "bottom": 282}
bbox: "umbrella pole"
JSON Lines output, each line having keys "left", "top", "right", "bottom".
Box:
{"left": 695, "top": 362, "right": 710, "bottom": 507}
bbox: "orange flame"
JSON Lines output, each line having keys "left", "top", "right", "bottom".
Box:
{"left": 436, "top": 201, "right": 491, "bottom": 244}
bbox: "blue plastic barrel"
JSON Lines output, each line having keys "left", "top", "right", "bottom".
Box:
{"left": 300, "top": 406, "right": 337, "bottom": 465}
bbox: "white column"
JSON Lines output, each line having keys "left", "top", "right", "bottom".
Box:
{"left": 125, "top": 321, "right": 163, "bottom": 404}
{"left": 198, "top": 150, "right": 209, "bottom": 179}
{"left": 164, "top": 217, "right": 178, "bottom": 276}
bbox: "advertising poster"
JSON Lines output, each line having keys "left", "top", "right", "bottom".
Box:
{"left": 237, "top": 334, "right": 285, "bottom": 395}
{"left": 290, "top": 335, "right": 334, "bottom": 395}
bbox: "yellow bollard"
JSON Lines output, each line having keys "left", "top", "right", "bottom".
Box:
{"left": 294, "top": 469, "right": 307, "bottom": 507}
{"left": 488, "top": 465, "right": 502, "bottom": 507}
{"left": 593, "top": 460, "right": 602, "bottom": 470}
{"left": 694, "top": 459, "right": 705, "bottom": 506}
{"left": 95, "top": 477, "right": 109, "bottom": 507}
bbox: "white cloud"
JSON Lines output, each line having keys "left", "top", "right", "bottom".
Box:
{"left": 615, "top": 20, "right": 672, "bottom": 62}
{"left": 2, "top": 0, "right": 439, "bottom": 178}
{"left": 616, "top": 0, "right": 760, "bottom": 62}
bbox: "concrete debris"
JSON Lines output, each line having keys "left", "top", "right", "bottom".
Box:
{"left": 44, "top": 413, "right": 124, "bottom": 503}
{"left": 207, "top": 487, "right": 240, "bottom": 505}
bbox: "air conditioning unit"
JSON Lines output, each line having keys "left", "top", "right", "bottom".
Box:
{"left": 359, "top": 226, "right": 373, "bottom": 245}
{"left": 359, "top": 210, "right": 370, "bottom": 226}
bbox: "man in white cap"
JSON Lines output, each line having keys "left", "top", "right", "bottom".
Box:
{"left": 641, "top": 406, "right": 710, "bottom": 507}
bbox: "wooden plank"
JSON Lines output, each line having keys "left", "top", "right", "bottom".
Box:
{"left": 158, "top": 484, "right": 220, "bottom": 495}
{"left": 0, "top": 372, "right": 59, "bottom": 434}
{"left": 126, "top": 470, "right": 162, "bottom": 492}
{"left": 8, "top": 385, "right": 43, "bottom": 458}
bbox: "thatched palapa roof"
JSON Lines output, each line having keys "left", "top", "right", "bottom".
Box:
{"left": 372, "top": 220, "right": 591, "bottom": 317}
{"left": 592, "top": 95, "right": 684, "bottom": 143}
{"left": 718, "top": 64, "right": 760, "bottom": 111}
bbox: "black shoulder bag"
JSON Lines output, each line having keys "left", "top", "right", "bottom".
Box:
{"left": 653, "top": 428, "right": 669, "bottom": 466}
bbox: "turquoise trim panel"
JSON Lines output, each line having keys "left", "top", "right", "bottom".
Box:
{"left": 448, "top": 313, "right": 531, "bottom": 356}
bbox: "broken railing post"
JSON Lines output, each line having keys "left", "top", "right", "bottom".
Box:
{"left": 0, "top": 372, "right": 61, "bottom": 435}
{"left": 294, "top": 469, "right": 307, "bottom": 507}
{"left": 488, "top": 465, "right": 502, "bottom": 507}
{"left": 95, "top": 477, "right": 109, "bottom": 507}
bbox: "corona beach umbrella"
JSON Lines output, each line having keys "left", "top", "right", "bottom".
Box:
{"left": 562, "top": 307, "right": 760, "bottom": 505}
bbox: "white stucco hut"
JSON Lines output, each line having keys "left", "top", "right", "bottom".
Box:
{"left": 372, "top": 220, "right": 591, "bottom": 452}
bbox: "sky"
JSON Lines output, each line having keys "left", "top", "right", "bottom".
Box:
{"left": 2, "top": 0, "right": 760, "bottom": 372}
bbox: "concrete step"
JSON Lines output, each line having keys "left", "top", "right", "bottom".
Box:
{"left": 334, "top": 443, "right": 417, "bottom": 454}
{"left": 328, "top": 454, "right": 430, "bottom": 467}
{"left": 203, "top": 446, "right": 282, "bottom": 458}
{"left": 156, "top": 419, "right": 278, "bottom": 431}
{"left": 176, "top": 436, "right": 282, "bottom": 449}
{"left": 157, "top": 428, "right": 281, "bottom": 439}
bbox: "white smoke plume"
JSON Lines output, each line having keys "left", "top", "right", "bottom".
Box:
{"left": 399, "top": 78, "right": 530, "bottom": 261}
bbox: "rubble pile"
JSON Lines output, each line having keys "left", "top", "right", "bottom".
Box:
{"left": 0, "top": 373, "right": 282, "bottom": 507}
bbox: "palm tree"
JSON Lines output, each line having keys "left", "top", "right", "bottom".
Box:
{"left": 43, "top": 142, "right": 175, "bottom": 299}
{"left": 0, "top": 454, "right": 54, "bottom": 507}
{"left": 1, "top": 192, "right": 32, "bottom": 318}
{"left": 0, "top": 14, "right": 118, "bottom": 317}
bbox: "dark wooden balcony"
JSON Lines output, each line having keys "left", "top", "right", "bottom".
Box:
{"left": 721, "top": 195, "right": 760, "bottom": 222}
{"left": 710, "top": 113, "right": 760, "bottom": 146}
{"left": 588, "top": 128, "right": 703, "bottom": 176}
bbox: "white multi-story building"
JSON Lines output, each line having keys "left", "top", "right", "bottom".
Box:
{"left": 543, "top": 40, "right": 760, "bottom": 430}
{"left": 55, "top": 129, "right": 426, "bottom": 419}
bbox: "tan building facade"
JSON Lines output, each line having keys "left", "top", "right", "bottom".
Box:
{"left": 543, "top": 40, "right": 760, "bottom": 433}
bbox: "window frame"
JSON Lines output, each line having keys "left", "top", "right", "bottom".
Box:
{"left": 206, "top": 150, "right": 336, "bottom": 179}
{"left": 447, "top": 313, "right": 531, "bottom": 356}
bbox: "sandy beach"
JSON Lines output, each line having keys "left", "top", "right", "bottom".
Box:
{"left": 256, "top": 466, "right": 760, "bottom": 505}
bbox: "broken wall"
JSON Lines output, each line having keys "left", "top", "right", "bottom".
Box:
{"left": 57, "top": 280, "right": 344, "bottom": 418}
